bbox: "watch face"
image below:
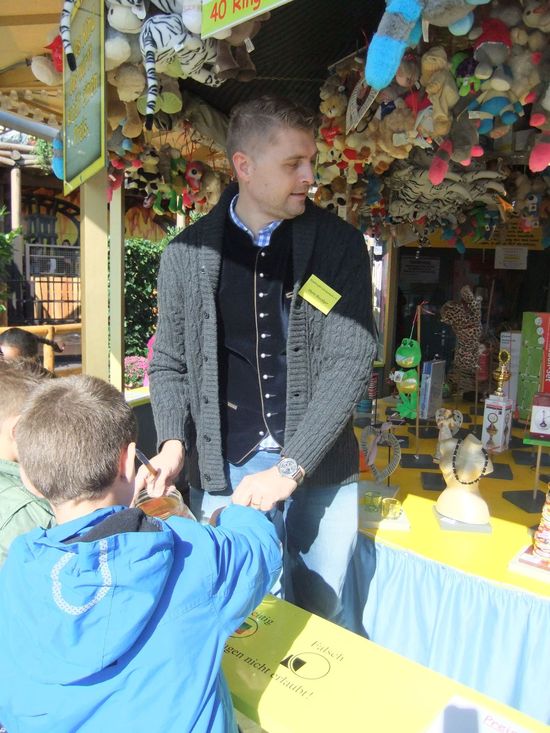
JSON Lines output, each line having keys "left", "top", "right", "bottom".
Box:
{"left": 279, "top": 457, "right": 298, "bottom": 477}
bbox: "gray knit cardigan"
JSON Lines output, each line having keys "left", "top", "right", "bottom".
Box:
{"left": 149, "top": 184, "right": 377, "bottom": 492}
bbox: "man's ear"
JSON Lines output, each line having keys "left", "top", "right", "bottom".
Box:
{"left": 120, "top": 441, "right": 136, "bottom": 483}
{"left": 232, "top": 151, "right": 252, "bottom": 181}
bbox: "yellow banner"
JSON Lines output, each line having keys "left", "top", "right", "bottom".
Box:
{"left": 201, "top": 0, "right": 293, "bottom": 39}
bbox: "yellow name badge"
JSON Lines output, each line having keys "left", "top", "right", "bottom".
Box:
{"left": 298, "top": 274, "right": 341, "bottom": 315}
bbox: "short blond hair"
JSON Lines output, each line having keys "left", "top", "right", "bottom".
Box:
{"left": 16, "top": 375, "right": 137, "bottom": 504}
{"left": 226, "top": 95, "right": 316, "bottom": 162}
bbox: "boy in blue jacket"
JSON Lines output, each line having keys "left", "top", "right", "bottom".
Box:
{"left": 0, "top": 375, "right": 281, "bottom": 733}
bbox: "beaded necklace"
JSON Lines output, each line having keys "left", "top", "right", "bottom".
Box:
{"left": 451, "top": 440, "right": 489, "bottom": 485}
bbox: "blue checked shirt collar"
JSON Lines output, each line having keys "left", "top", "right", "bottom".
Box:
{"left": 229, "top": 194, "right": 282, "bottom": 247}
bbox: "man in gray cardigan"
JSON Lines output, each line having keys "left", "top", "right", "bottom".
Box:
{"left": 144, "top": 96, "right": 376, "bottom": 626}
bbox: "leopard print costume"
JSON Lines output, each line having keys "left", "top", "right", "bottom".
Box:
{"left": 440, "top": 285, "right": 482, "bottom": 392}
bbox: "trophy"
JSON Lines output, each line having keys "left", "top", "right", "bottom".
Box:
{"left": 492, "top": 349, "right": 511, "bottom": 398}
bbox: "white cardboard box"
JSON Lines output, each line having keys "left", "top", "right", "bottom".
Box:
{"left": 481, "top": 395, "right": 513, "bottom": 453}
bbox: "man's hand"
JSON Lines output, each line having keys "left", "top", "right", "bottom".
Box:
{"left": 231, "top": 466, "right": 297, "bottom": 511}
{"left": 134, "top": 440, "right": 185, "bottom": 499}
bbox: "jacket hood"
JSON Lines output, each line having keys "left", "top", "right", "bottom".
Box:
{"left": 2, "top": 506, "right": 174, "bottom": 684}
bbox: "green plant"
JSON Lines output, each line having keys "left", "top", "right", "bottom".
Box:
{"left": 0, "top": 205, "right": 19, "bottom": 313}
{"left": 124, "top": 227, "right": 180, "bottom": 355}
{"left": 33, "top": 138, "right": 53, "bottom": 173}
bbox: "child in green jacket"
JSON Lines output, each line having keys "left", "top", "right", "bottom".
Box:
{"left": 0, "top": 362, "right": 54, "bottom": 565}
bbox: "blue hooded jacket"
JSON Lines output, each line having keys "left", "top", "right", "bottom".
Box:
{"left": 0, "top": 504, "right": 281, "bottom": 733}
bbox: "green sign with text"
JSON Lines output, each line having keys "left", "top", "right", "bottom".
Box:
{"left": 201, "top": 0, "right": 294, "bottom": 39}
{"left": 63, "top": 0, "right": 105, "bottom": 193}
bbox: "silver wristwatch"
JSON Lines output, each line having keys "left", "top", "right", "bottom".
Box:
{"left": 277, "top": 456, "right": 304, "bottom": 485}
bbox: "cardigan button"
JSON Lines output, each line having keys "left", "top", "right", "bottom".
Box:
{"left": 204, "top": 311, "right": 210, "bottom": 319}
{"left": 204, "top": 434, "right": 211, "bottom": 442}
{"left": 204, "top": 474, "right": 211, "bottom": 482}
{"left": 202, "top": 395, "right": 209, "bottom": 404}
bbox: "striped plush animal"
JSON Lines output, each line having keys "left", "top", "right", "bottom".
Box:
{"left": 139, "top": 13, "right": 220, "bottom": 130}
{"left": 60, "top": 0, "right": 146, "bottom": 71}
{"left": 148, "top": 0, "right": 233, "bottom": 38}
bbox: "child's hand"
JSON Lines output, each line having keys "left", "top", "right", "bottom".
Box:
{"left": 134, "top": 440, "right": 185, "bottom": 498}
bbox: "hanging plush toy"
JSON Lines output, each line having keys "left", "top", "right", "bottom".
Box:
{"left": 139, "top": 14, "right": 220, "bottom": 130}
{"left": 60, "top": 0, "right": 146, "bottom": 70}
{"left": 440, "top": 285, "right": 482, "bottom": 394}
{"left": 215, "top": 13, "right": 270, "bottom": 82}
{"left": 365, "top": 0, "right": 492, "bottom": 92}
{"left": 52, "top": 132, "right": 64, "bottom": 180}
{"left": 420, "top": 46, "right": 460, "bottom": 137}
{"left": 429, "top": 116, "right": 483, "bottom": 184}
{"left": 390, "top": 338, "right": 422, "bottom": 419}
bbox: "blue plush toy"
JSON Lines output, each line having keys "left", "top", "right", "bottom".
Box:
{"left": 467, "top": 93, "right": 522, "bottom": 136}
{"left": 52, "top": 133, "right": 64, "bottom": 180}
{"left": 365, "top": 0, "right": 492, "bottom": 91}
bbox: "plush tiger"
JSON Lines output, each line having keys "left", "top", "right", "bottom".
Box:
{"left": 60, "top": 0, "right": 146, "bottom": 71}
{"left": 139, "top": 14, "right": 221, "bottom": 130}
{"left": 148, "top": 0, "right": 205, "bottom": 35}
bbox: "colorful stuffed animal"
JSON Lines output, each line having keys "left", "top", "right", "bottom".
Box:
{"left": 529, "top": 105, "right": 550, "bottom": 171}
{"left": 215, "top": 13, "right": 270, "bottom": 82}
{"left": 60, "top": 0, "right": 145, "bottom": 70}
{"left": 420, "top": 46, "right": 460, "bottom": 136}
{"left": 390, "top": 338, "right": 422, "bottom": 419}
{"left": 429, "top": 116, "right": 483, "bottom": 184}
{"left": 365, "top": 0, "right": 491, "bottom": 91}
{"left": 139, "top": 14, "right": 220, "bottom": 129}
{"left": 377, "top": 104, "right": 416, "bottom": 159}
{"left": 472, "top": 18, "right": 512, "bottom": 84}
{"left": 30, "top": 55, "right": 63, "bottom": 86}
{"left": 451, "top": 51, "right": 481, "bottom": 96}
{"left": 523, "top": 0, "right": 550, "bottom": 34}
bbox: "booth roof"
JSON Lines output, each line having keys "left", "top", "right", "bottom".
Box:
{"left": 0, "top": 1, "right": 384, "bottom": 124}
{"left": 182, "top": 0, "right": 385, "bottom": 114}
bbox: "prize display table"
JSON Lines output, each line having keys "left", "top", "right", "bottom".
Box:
{"left": 223, "top": 595, "right": 547, "bottom": 732}
{"left": 347, "top": 427, "right": 550, "bottom": 726}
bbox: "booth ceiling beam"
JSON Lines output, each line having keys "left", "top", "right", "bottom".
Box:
{"left": 0, "top": 110, "right": 58, "bottom": 140}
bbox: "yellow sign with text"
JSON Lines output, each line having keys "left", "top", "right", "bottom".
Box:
{"left": 201, "top": 0, "right": 294, "bottom": 39}
{"left": 222, "top": 596, "right": 547, "bottom": 733}
{"left": 63, "top": 0, "right": 105, "bottom": 193}
{"left": 298, "top": 275, "right": 341, "bottom": 315}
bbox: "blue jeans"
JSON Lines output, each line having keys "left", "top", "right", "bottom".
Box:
{"left": 190, "top": 452, "right": 359, "bottom": 626}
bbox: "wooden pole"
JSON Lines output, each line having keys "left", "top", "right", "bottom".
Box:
{"left": 533, "top": 445, "right": 542, "bottom": 501}
{"left": 9, "top": 166, "right": 23, "bottom": 275}
{"left": 109, "top": 185, "right": 125, "bottom": 390}
{"left": 43, "top": 325, "right": 55, "bottom": 372}
{"left": 81, "top": 169, "right": 109, "bottom": 380}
